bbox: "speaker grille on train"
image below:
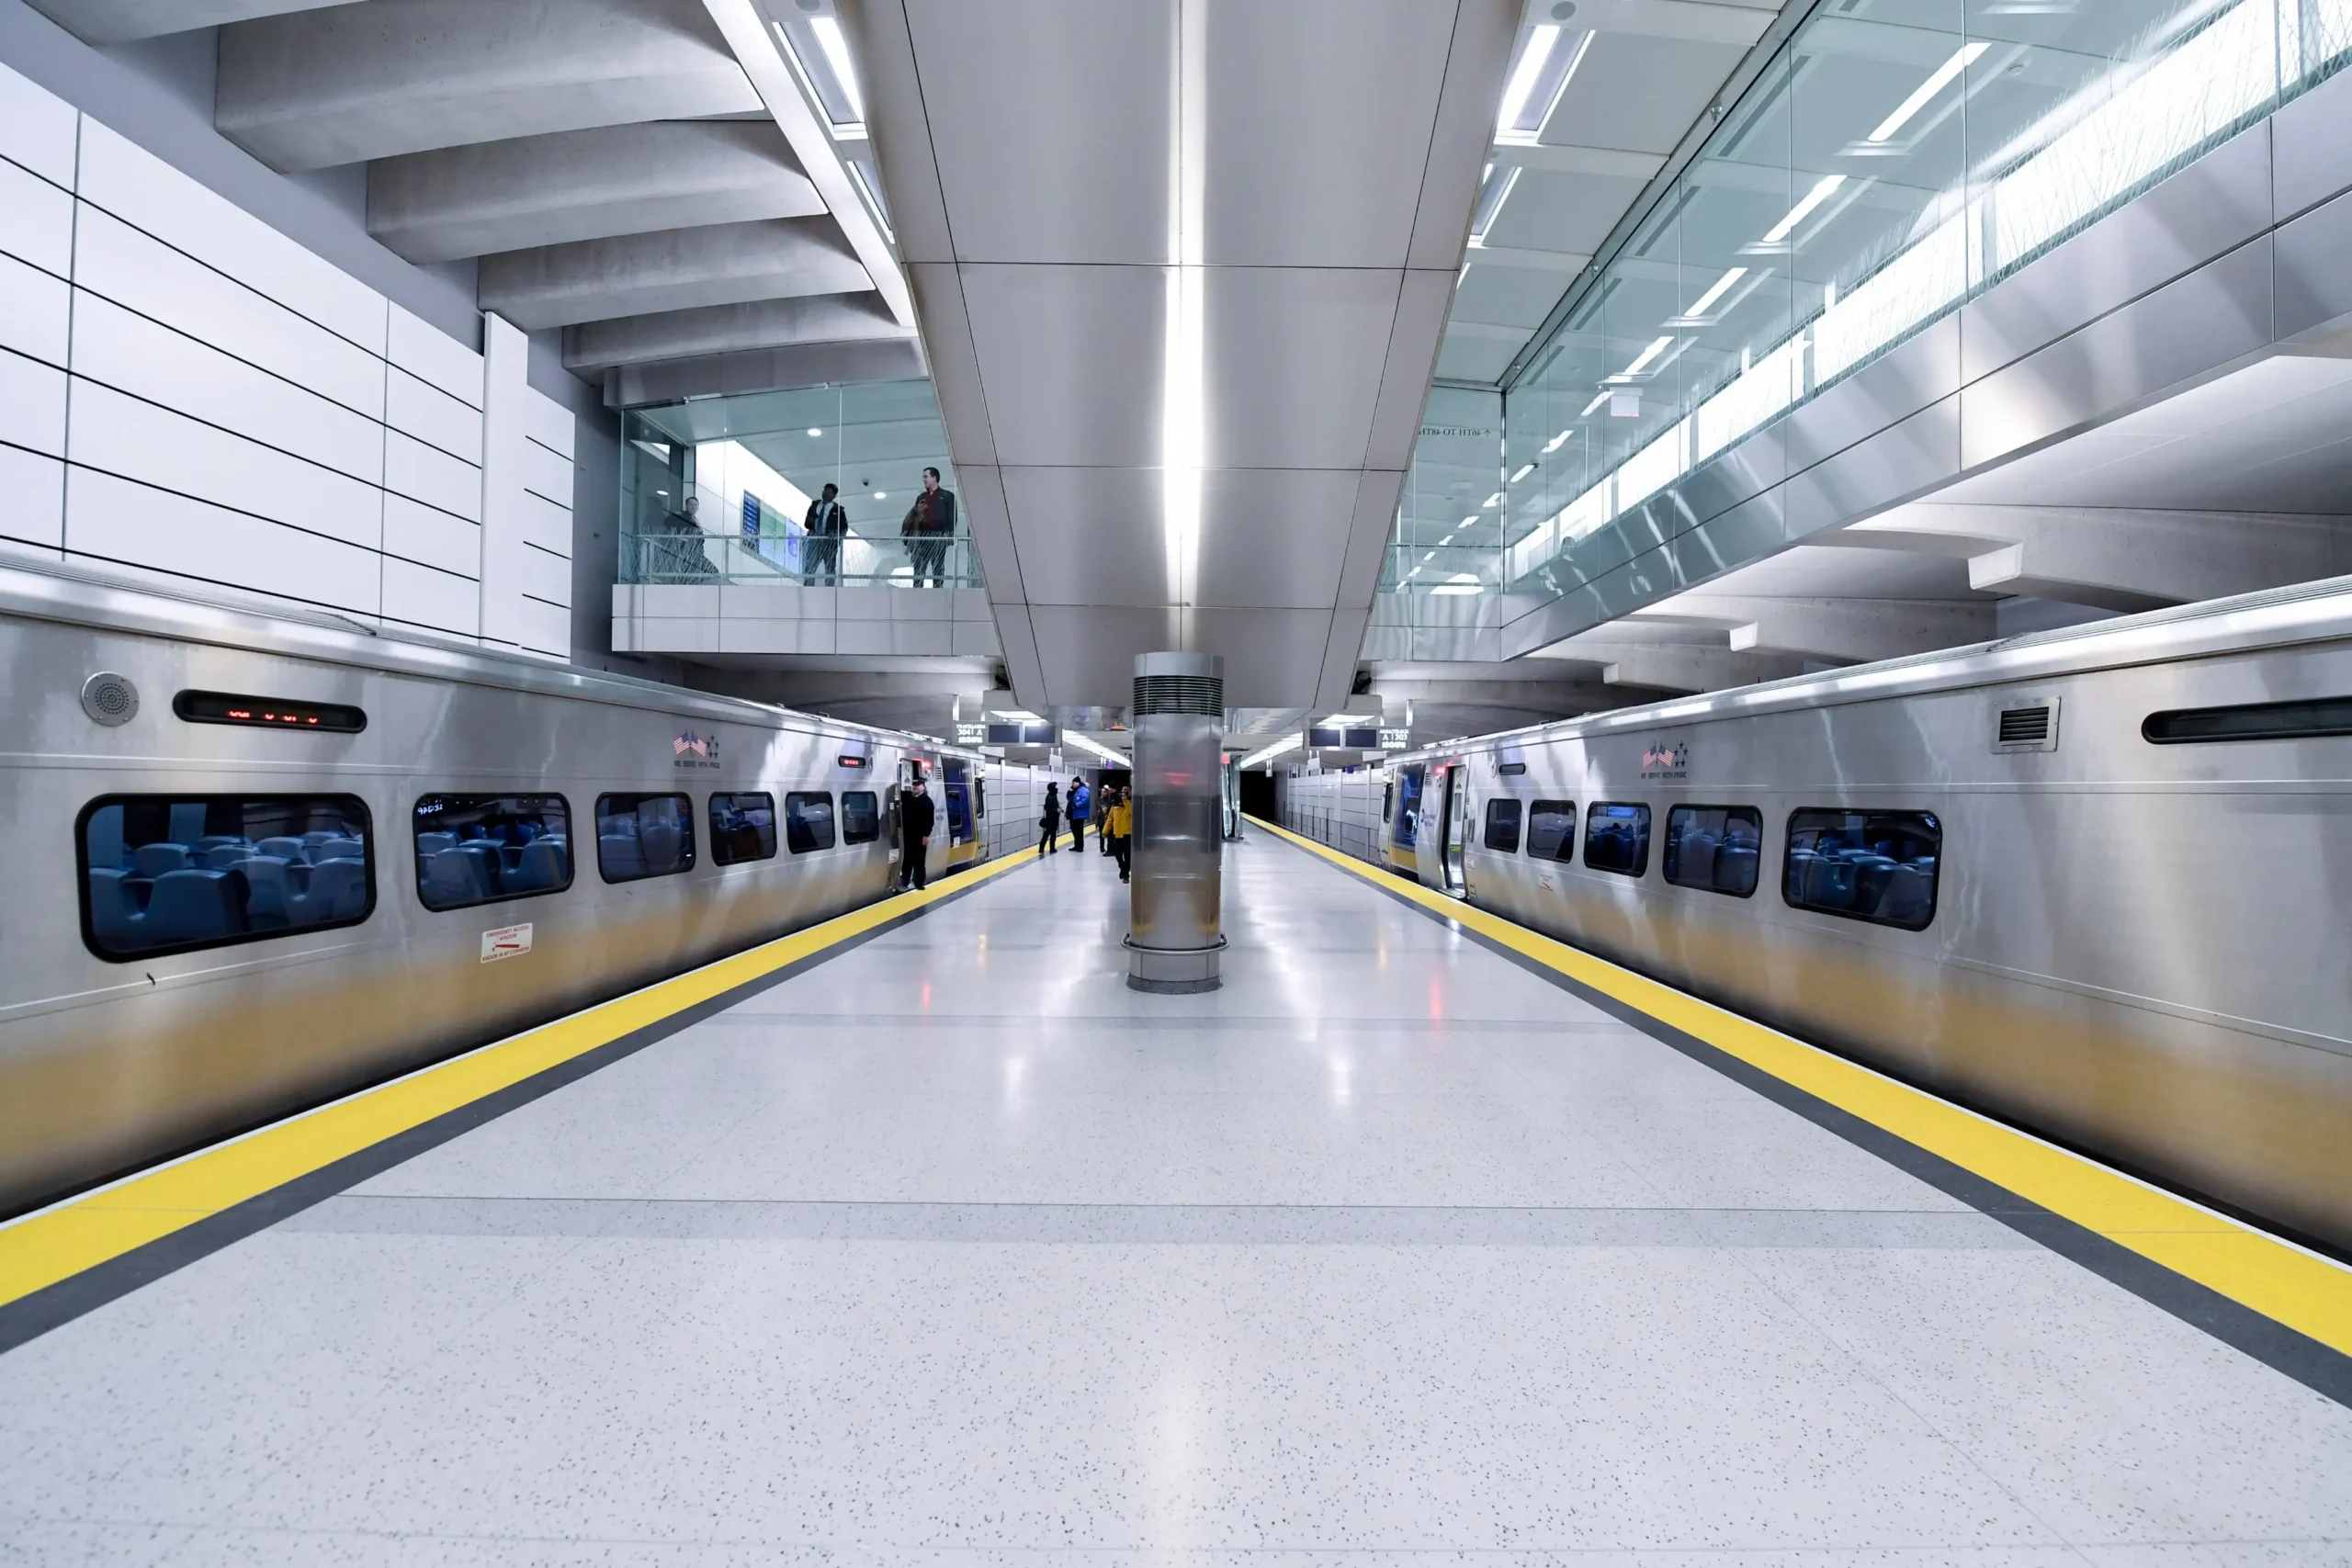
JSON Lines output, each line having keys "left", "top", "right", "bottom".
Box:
{"left": 1132, "top": 673, "right": 1223, "bottom": 716}
{"left": 79, "top": 671, "right": 139, "bottom": 727}
{"left": 1994, "top": 700, "right": 2059, "bottom": 752}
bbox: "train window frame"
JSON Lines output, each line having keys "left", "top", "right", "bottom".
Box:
{"left": 1661, "top": 805, "right": 1762, "bottom": 898}
{"left": 1583, "top": 802, "right": 1653, "bottom": 878}
{"left": 413, "top": 794, "right": 573, "bottom": 912}
{"left": 1393, "top": 766, "right": 1424, "bottom": 848}
{"left": 1482, "top": 797, "right": 1523, "bottom": 853}
{"left": 708, "top": 791, "right": 778, "bottom": 866}
{"left": 2143, "top": 695, "right": 2352, "bottom": 744}
{"left": 77, "top": 793, "right": 377, "bottom": 963}
{"left": 1525, "top": 798, "right": 1577, "bottom": 863}
{"left": 594, "top": 792, "right": 697, "bottom": 884}
{"left": 785, "top": 791, "right": 838, "bottom": 853}
{"left": 1781, "top": 807, "right": 1941, "bottom": 931}
{"left": 842, "top": 790, "right": 881, "bottom": 844}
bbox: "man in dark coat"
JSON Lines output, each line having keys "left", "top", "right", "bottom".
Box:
{"left": 803, "top": 482, "right": 847, "bottom": 585}
{"left": 901, "top": 467, "right": 957, "bottom": 587}
{"left": 899, "top": 777, "right": 936, "bottom": 891}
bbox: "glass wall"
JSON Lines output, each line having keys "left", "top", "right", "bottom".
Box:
{"left": 1379, "top": 383, "right": 1503, "bottom": 604}
{"left": 618, "top": 380, "right": 981, "bottom": 589}
{"left": 1487, "top": 0, "right": 2352, "bottom": 607}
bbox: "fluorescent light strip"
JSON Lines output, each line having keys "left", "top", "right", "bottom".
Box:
{"left": 809, "top": 16, "right": 865, "bottom": 122}
{"left": 1617, "top": 334, "right": 1675, "bottom": 378}
{"left": 1762, "top": 175, "right": 1847, "bottom": 244}
{"left": 1459, "top": 513, "right": 1481, "bottom": 526}
{"left": 1496, "top": 25, "right": 1561, "bottom": 132}
{"left": 1869, "top": 41, "right": 1988, "bottom": 143}
{"left": 1580, "top": 391, "right": 1611, "bottom": 417}
{"left": 1510, "top": 462, "right": 1535, "bottom": 482}
{"left": 1682, "top": 265, "right": 1747, "bottom": 318}
{"left": 1239, "top": 733, "right": 1304, "bottom": 770}
{"left": 1481, "top": 491, "right": 1504, "bottom": 508}
{"left": 1064, "top": 732, "right": 1128, "bottom": 765}
{"left": 1472, "top": 164, "right": 1521, "bottom": 238}
{"left": 1542, "top": 429, "right": 1571, "bottom": 453}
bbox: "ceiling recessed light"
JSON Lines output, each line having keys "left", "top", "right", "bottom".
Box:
{"left": 874, "top": 491, "right": 888, "bottom": 500}
{"left": 807, "top": 427, "right": 822, "bottom": 436}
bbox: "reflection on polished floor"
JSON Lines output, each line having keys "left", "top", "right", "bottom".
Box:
{"left": 5, "top": 834, "right": 2352, "bottom": 1563}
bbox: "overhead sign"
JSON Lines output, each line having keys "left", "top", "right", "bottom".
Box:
{"left": 954, "top": 722, "right": 987, "bottom": 746}
{"left": 1378, "top": 728, "right": 1410, "bottom": 750}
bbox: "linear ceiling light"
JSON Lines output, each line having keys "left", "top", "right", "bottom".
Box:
{"left": 1868, "top": 41, "right": 1989, "bottom": 143}
{"left": 1481, "top": 491, "right": 1504, "bottom": 508}
{"left": 1162, "top": 0, "right": 1207, "bottom": 606}
{"left": 1580, "top": 390, "right": 1611, "bottom": 417}
{"left": 1542, "top": 429, "right": 1572, "bottom": 453}
{"left": 808, "top": 17, "right": 865, "bottom": 122}
{"left": 1459, "top": 513, "right": 1481, "bottom": 526}
{"left": 1239, "top": 733, "right": 1303, "bottom": 770}
{"left": 1064, "top": 731, "right": 1129, "bottom": 765}
{"left": 1761, "top": 174, "right": 1847, "bottom": 244}
{"left": 1497, "top": 25, "right": 1562, "bottom": 133}
{"left": 1609, "top": 334, "right": 1676, "bottom": 381}
{"left": 1510, "top": 462, "right": 1535, "bottom": 482}
{"left": 1682, "top": 265, "right": 1747, "bottom": 319}
{"left": 1471, "top": 164, "right": 1521, "bottom": 238}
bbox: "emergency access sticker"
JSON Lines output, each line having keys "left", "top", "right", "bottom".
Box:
{"left": 481, "top": 922, "right": 534, "bottom": 963}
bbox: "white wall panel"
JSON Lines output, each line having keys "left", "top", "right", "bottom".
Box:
{"left": 75, "top": 121, "right": 387, "bottom": 355}
{"left": 0, "top": 157, "right": 72, "bottom": 278}
{"left": 382, "top": 555, "right": 481, "bottom": 637}
{"left": 518, "top": 491, "right": 571, "bottom": 555}
{"left": 66, "top": 380, "right": 384, "bottom": 550}
{"left": 385, "top": 366, "right": 482, "bottom": 465}
{"left": 0, "top": 62, "right": 75, "bottom": 191}
{"left": 387, "top": 304, "right": 482, "bottom": 409}
{"left": 525, "top": 389, "right": 575, "bottom": 460}
{"left": 382, "top": 492, "right": 481, "bottom": 578}
{"left": 0, "top": 251, "right": 70, "bottom": 368}
{"left": 0, "top": 347, "right": 67, "bottom": 457}
{"left": 0, "top": 445, "right": 64, "bottom": 548}
{"left": 70, "top": 294, "right": 385, "bottom": 484}
{"left": 522, "top": 439, "right": 573, "bottom": 506}
{"left": 73, "top": 208, "right": 385, "bottom": 420}
{"left": 383, "top": 430, "right": 482, "bottom": 522}
{"left": 517, "top": 541, "right": 570, "bottom": 606}
{"left": 65, "top": 468, "right": 381, "bottom": 615}
{"left": 515, "top": 594, "right": 570, "bottom": 657}
{"left": 476, "top": 312, "right": 530, "bottom": 647}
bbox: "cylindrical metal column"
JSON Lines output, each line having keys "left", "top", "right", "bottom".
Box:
{"left": 1125, "top": 652, "right": 1226, "bottom": 993}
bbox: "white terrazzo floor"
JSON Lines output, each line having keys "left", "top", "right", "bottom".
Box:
{"left": 4, "top": 833, "right": 2350, "bottom": 1565}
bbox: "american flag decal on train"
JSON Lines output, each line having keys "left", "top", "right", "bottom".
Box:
{"left": 674, "top": 732, "right": 710, "bottom": 757}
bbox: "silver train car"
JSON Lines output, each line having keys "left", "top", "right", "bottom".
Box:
{"left": 0, "top": 565, "right": 1039, "bottom": 1216}
{"left": 1284, "top": 578, "right": 2352, "bottom": 1252}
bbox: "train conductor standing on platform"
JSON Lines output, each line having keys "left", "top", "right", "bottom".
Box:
{"left": 1067, "top": 775, "right": 1089, "bottom": 852}
{"left": 898, "top": 776, "right": 935, "bottom": 892}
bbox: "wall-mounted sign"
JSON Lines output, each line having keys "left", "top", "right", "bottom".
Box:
{"left": 1377, "top": 728, "right": 1410, "bottom": 750}
{"left": 954, "top": 722, "right": 987, "bottom": 746}
{"left": 175, "top": 689, "right": 366, "bottom": 733}
{"left": 481, "top": 922, "right": 533, "bottom": 963}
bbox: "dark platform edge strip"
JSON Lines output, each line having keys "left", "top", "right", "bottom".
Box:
{"left": 0, "top": 866, "right": 1013, "bottom": 1356}
{"left": 1261, "top": 828, "right": 2352, "bottom": 1410}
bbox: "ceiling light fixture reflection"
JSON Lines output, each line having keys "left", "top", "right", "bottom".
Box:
{"left": 1459, "top": 513, "right": 1480, "bottom": 526}
{"left": 1510, "top": 462, "right": 1535, "bottom": 482}
{"left": 1481, "top": 491, "right": 1504, "bottom": 508}
{"left": 1868, "top": 41, "right": 1988, "bottom": 142}
{"left": 1580, "top": 390, "right": 1611, "bottom": 416}
{"left": 1610, "top": 334, "right": 1676, "bottom": 381}
{"left": 808, "top": 16, "right": 865, "bottom": 121}
{"left": 1161, "top": 0, "right": 1206, "bottom": 607}
{"left": 1542, "top": 429, "right": 1571, "bottom": 453}
{"left": 806, "top": 426, "right": 823, "bottom": 436}
{"left": 1681, "top": 265, "right": 1747, "bottom": 319}
{"left": 1761, "top": 174, "right": 1847, "bottom": 244}
{"left": 1497, "top": 25, "right": 1562, "bottom": 132}
{"left": 1438, "top": 534, "right": 1455, "bottom": 547}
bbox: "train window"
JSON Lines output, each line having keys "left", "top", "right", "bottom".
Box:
{"left": 1526, "top": 799, "right": 1577, "bottom": 862}
{"left": 1393, "top": 767, "right": 1424, "bottom": 848}
{"left": 785, "top": 792, "right": 837, "bottom": 853}
{"left": 842, "top": 791, "right": 880, "bottom": 844}
{"left": 1782, "top": 809, "right": 1939, "bottom": 930}
{"left": 708, "top": 793, "right": 777, "bottom": 865}
{"left": 1663, "top": 807, "right": 1760, "bottom": 897}
{"left": 413, "top": 795, "right": 571, "bottom": 911}
{"left": 594, "top": 793, "right": 695, "bottom": 883}
{"left": 2143, "top": 695, "right": 2352, "bottom": 743}
{"left": 1584, "top": 803, "right": 1651, "bottom": 877}
{"left": 80, "top": 794, "right": 374, "bottom": 960}
{"left": 1483, "top": 798, "right": 1522, "bottom": 853}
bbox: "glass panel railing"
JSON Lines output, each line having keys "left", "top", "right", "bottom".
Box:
{"left": 620, "top": 530, "right": 982, "bottom": 589}
{"left": 1473, "top": 0, "right": 2352, "bottom": 609}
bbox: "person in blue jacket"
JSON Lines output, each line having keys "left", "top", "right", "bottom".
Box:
{"left": 1067, "top": 775, "right": 1089, "bottom": 852}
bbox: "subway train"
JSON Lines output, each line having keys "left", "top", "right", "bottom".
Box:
{"left": 1283, "top": 576, "right": 2352, "bottom": 1253}
{"left": 0, "top": 562, "right": 1041, "bottom": 1218}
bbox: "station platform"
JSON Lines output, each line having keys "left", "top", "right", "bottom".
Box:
{"left": 4, "top": 829, "right": 2351, "bottom": 1563}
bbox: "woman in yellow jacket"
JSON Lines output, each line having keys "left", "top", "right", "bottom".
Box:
{"left": 1104, "top": 788, "right": 1133, "bottom": 883}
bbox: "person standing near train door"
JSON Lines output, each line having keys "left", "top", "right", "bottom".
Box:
{"left": 1038, "top": 782, "right": 1061, "bottom": 856}
{"left": 899, "top": 776, "right": 935, "bottom": 891}
{"left": 1067, "top": 775, "right": 1089, "bottom": 852}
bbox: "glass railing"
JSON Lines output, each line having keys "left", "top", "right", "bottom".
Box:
{"left": 1481, "top": 0, "right": 2352, "bottom": 604}
{"left": 620, "top": 531, "right": 983, "bottom": 589}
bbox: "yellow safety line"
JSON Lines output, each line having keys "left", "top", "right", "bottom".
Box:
{"left": 1252, "top": 816, "right": 2352, "bottom": 1358}
{"left": 0, "top": 852, "right": 1034, "bottom": 1314}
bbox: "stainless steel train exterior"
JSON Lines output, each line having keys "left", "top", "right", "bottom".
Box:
{"left": 0, "top": 566, "right": 1037, "bottom": 1217}
{"left": 1283, "top": 579, "right": 2352, "bottom": 1252}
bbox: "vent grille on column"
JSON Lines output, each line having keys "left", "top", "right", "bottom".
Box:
{"left": 1133, "top": 673, "right": 1224, "bottom": 716}
{"left": 1994, "top": 699, "right": 2060, "bottom": 752}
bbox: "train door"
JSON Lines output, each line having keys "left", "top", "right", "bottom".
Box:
{"left": 1389, "top": 765, "right": 1424, "bottom": 873}
{"left": 890, "top": 759, "right": 919, "bottom": 870}
{"left": 942, "top": 759, "right": 978, "bottom": 866}
{"left": 1439, "top": 763, "right": 1468, "bottom": 895}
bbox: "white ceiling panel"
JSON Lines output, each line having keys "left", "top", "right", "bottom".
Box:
{"left": 1202, "top": 0, "right": 1454, "bottom": 267}
{"left": 1027, "top": 604, "right": 1192, "bottom": 705}
{"left": 960, "top": 263, "right": 1168, "bottom": 468}
{"left": 1366, "top": 267, "right": 1462, "bottom": 468}
{"left": 1193, "top": 468, "right": 1362, "bottom": 609}
{"left": 1436, "top": 328, "right": 1522, "bottom": 383}
{"left": 907, "top": 262, "right": 997, "bottom": 466}
{"left": 1000, "top": 466, "right": 1167, "bottom": 606}
{"left": 1204, "top": 266, "right": 1400, "bottom": 469}
{"left": 1187, "top": 607, "right": 1343, "bottom": 706}
{"left": 1485, "top": 167, "right": 1652, "bottom": 255}
{"left": 1453, "top": 263, "right": 1572, "bottom": 330}
{"left": 906, "top": 0, "right": 1172, "bottom": 265}
{"left": 1540, "top": 35, "right": 1748, "bottom": 156}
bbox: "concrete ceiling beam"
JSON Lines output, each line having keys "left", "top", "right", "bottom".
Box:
{"left": 562, "top": 291, "right": 910, "bottom": 372}
{"left": 1627, "top": 594, "right": 1996, "bottom": 663}
{"left": 478, "top": 217, "right": 869, "bottom": 332}
{"left": 1829, "top": 505, "right": 2352, "bottom": 615}
{"left": 216, "top": 0, "right": 760, "bottom": 172}
{"left": 25, "top": 0, "right": 355, "bottom": 43}
{"left": 368, "top": 120, "right": 822, "bottom": 265}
